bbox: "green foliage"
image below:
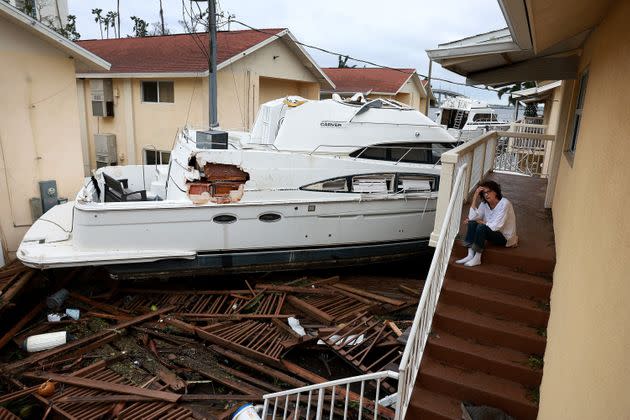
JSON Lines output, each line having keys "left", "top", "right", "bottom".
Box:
{"left": 497, "top": 81, "right": 536, "bottom": 105}
{"left": 524, "top": 102, "right": 538, "bottom": 117}
{"left": 105, "top": 11, "right": 118, "bottom": 38}
{"left": 528, "top": 355, "right": 544, "bottom": 370}
{"left": 338, "top": 55, "right": 356, "bottom": 68}
{"left": 92, "top": 8, "right": 104, "bottom": 39}
{"left": 131, "top": 16, "right": 149, "bottom": 37}
{"left": 16, "top": 0, "right": 36, "bottom": 18}
{"left": 50, "top": 14, "right": 81, "bottom": 41}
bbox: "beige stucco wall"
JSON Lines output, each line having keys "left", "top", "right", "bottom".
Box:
{"left": 538, "top": 2, "right": 630, "bottom": 418}
{"left": 80, "top": 37, "right": 321, "bottom": 166}
{"left": 0, "top": 16, "right": 85, "bottom": 257}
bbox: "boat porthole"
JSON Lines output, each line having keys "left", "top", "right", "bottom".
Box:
{"left": 259, "top": 213, "right": 282, "bottom": 223}
{"left": 213, "top": 214, "right": 237, "bottom": 224}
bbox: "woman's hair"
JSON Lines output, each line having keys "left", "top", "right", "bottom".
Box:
{"left": 479, "top": 180, "right": 503, "bottom": 200}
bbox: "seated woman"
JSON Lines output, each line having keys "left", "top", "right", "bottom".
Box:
{"left": 456, "top": 180, "right": 518, "bottom": 267}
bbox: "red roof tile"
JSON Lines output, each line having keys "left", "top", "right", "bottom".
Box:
{"left": 76, "top": 29, "right": 286, "bottom": 73}
{"left": 322, "top": 67, "right": 416, "bottom": 94}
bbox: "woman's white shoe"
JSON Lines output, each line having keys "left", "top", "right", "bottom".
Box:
{"left": 455, "top": 248, "right": 475, "bottom": 264}
{"left": 464, "top": 253, "right": 482, "bottom": 267}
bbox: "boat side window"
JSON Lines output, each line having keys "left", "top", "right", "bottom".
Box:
{"left": 302, "top": 177, "right": 348, "bottom": 192}
{"left": 351, "top": 174, "right": 394, "bottom": 193}
{"left": 397, "top": 174, "right": 435, "bottom": 192}
{"left": 472, "top": 113, "right": 493, "bottom": 122}
{"left": 431, "top": 142, "right": 457, "bottom": 164}
{"left": 349, "top": 142, "right": 455, "bottom": 165}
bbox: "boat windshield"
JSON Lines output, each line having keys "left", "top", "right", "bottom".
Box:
{"left": 349, "top": 142, "right": 458, "bottom": 164}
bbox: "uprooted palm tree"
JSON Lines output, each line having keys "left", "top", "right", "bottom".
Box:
{"left": 497, "top": 81, "right": 538, "bottom": 117}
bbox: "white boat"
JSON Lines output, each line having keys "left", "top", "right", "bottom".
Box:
{"left": 18, "top": 96, "right": 457, "bottom": 277}
{"left": 436, "top": 96, "right": 510, "bottom": 142}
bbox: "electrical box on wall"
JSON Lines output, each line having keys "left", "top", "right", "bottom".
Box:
{"left": 94, "top": 134, "right": 117, "bottom": 167}
{"left": 90, "top": 79, "right": 114, "bottom": 117}
{"left": 39, "top": 180, "right": 59, "bottom": 214}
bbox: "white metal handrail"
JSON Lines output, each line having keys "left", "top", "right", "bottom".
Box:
{"left": 261, "top": 370, "right": 399, "bottom": 420}
{"left": 395, "top": 164, "right": 468, "bottom": 420}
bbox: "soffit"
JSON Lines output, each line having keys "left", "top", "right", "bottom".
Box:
{"left": 527, "top": 0, "right": 615, "bottom": 53}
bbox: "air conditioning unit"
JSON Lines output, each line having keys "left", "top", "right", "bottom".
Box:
{"left": 90, "top": 79, "right": 114, "bottom": 117}
{"left": 94, "top": 134, "right": 117, "bottom": 167}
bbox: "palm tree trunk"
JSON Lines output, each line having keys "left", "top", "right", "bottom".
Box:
{"left": 159, "top": 0, "right": 165, "bottom": 34}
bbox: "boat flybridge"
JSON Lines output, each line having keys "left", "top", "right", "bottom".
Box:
{"left": 437, "top": 96, "right": 510, "bottom": 142}
{"left": 18, "top": 95, "right": 458, "bottom": 277}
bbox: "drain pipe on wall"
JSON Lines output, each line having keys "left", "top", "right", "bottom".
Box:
{"left": 425, "top": 59, "right": 432, "bottom": 116}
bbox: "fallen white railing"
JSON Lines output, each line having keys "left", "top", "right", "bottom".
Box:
{"left": 261, "top": 370, "right": 399, "bottom": 419}
{"left": 395, "top": 164, "right": 468, "bottom": 420}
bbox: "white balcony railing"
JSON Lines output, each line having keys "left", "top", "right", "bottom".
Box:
{"left": 395, "top": 163, "right": 468, "bottom": 420}
{"left": 431, "top": 126, "right": 554, "bottom": 245}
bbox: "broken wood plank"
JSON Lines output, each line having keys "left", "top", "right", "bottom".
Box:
{"left": 0, "top": 385, "right": 39, "bottom": 404}
{"left": 255, "top": 285, "right": 336, "bottom": 295}
{"left": 398, "top": 284, "right": 421, "bottom": 298}
{"left": 172, "top": 356, "right": 264, "bottom": 397}
{"left": 69, "top": 292, "right": 132, "bottom": 317}
{"left": 286, "top": 296, "right": 334, "bottom": 324}
{"left": 0, "top": 301, "right": 45, "bottom": 350}
{"left": 54, "top": 394, "right": 261, "bottom": 403}
{"left": 209, "top": 345, "right": 306, "bottom": 388}
{"left": 387, "top": 321, "right": 403, "bottom": 337}
{"left": 4, "top": 305, "right": 175, "bottom": 372}
{"left": 23, "top": 372, "right": 181, "bottom": 403}
{"left": 0, "top": 271, "right": 36, "bottom": 312}
{"left": 331, "top": 283, "right": 406, "bottom": 306}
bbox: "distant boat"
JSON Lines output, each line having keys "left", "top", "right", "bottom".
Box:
{"left": 435, "top": 96, "right": 510, "bottom": 142}
{"left": 18, "top": 95, "right": 458, "bottom": 277}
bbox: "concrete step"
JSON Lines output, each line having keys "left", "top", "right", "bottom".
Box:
{"left": 447, "top": 259, "right": 552, "bottom": 299}
{"left": 441, "top": 277, "right": 549, "bottom": 327}
{"left": 427, "top": 329, "right": 543, "bottom": 387}
{"left": 418, "top": 357, "right": 539, "bottom": 420}
{"left": 434, "top": 303, "right": 547, "bottom": 354}
{"left": 452, "top": 242, "right": 555, "bottom": 277}
{"left": 406, "top": 386, "right": 461, "bottom": 420}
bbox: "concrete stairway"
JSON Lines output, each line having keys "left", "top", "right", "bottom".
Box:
{"left": 406, "top": 242, "right": 554, "bottom": 420}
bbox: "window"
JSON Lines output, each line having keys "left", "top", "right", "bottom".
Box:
{"left": 142, "top": 81, "right": 174, "bottom": 103}
{"left": 397, "top": 174, "right": 435, "bottom": 192}
{"left": 351, "top": 174, "right": 395, "bottom": 193}
{"left": 302, "top": 177, "right": 348, "bottom": 193}
{"left": 568, "top": 71, "right": 589, "bottom": 154}
{"left": 143, "top": 148, "right": 171, "bottom": 165}
{"left": 349, "top": 142, "right": 457, "bottom": 165}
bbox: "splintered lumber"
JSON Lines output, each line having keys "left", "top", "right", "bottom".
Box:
{"left": 4, "top": 305, "right": 175, "bottom": 372}
{"left": 0, "top": 384, "right": 40, "bottom": 404}
{"left": 54, "top": 394, "right": 260, "bottom": 403}
{"left": 398, "top": 284, "right": 421, "bottom": 298}
{"left": 0, "top": 271, "right": 36, "bottom": 312}
{"left": 281, "top": 360, "right": 396, "bottom": 419}
{"left": 24, "top": 372, "right": 181, "bottom": 403}
{"left": 331, "top": 283, "right": 406, "bottom": 306}
{"left": 69, "top": 292, "right": 132, "bottom": 318}
{"left": 0, "top": 302, "right": 45, "bottom": 350}
{"left": 172, "top": 356, "right": 264, "bottom": 397}
{"left": 165, "top": 318, "right": 292, "bottom": 366}
{"left": 256, "top": 285, "right": 336, "bottom": 295}
{"left": 209, "top": 345, "right": 306, "bottom": 388}
{"left": 286, "top": 295, "right": 334, "bottom": 324}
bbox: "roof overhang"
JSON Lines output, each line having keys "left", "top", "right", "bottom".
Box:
{"left": 511, "top": 80, "right": 562, "bottom": 103}
{"left": 426, "top": 0, "right": 613, "bottom": 87}
{"left": 0, "top": 2, "right": 110, "bottom": 72}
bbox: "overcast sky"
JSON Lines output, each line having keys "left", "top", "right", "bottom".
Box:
{"left": 67, "top": 0, "right": 508, "bottom": 104}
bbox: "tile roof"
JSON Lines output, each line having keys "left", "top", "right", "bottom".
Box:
{"left": 322, "top": 67, "right": 416, "bottom": 94}
{"left": 76, "top": 29, "right": 286, "bottom": 74}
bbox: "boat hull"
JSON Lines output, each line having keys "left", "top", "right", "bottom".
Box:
{"left": 107, "top": 238, "right": 431, "bottom": 279}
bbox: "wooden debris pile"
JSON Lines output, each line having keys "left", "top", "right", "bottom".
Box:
{"left": 0, "top": 263, "right": 422, "bottom": 419}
